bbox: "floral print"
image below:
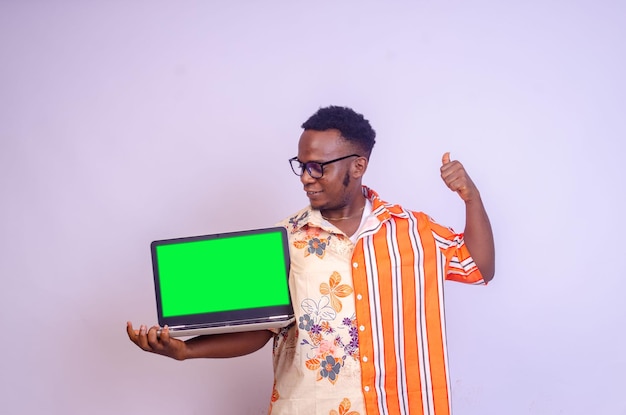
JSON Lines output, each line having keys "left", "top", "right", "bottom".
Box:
{"left": 329, "top": 398, "right": 360, "bottom": 415}
{"left": 320, "top": 355, "right": 342, "bottom": 382}
{"left": 293, "top": 234, "right": 329, "bottom": 259}
{"left": 320, "top": 271, "right": 353, "bottom": 312}
{"left": 287, "top": 219, "right": 362, "bottom": 386}
{"left": 273, "top": 207, "right": 366, "bottom": 414}
{"left": 288, "top": 211, "right": 309, "bottom": 231}
{"left": 307, "top": 238, "right": 327, "bottom": 258}
{"left": 297, "top": 271, "right": 359, "bottom": 384}
{"left": 298, "top": 314, "right": 313, "bottom": 331}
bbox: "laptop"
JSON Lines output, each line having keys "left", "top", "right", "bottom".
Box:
{"left": 150, "top": 226, "right": 295, "bottom": 337}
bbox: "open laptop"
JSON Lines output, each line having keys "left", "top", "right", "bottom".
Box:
{"left": 150, "top": 226, "right": 295, "bottom": 337}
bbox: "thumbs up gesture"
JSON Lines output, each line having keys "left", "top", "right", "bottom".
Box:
{"left": 440, "top": 152, "right": 479, "bottom": 203}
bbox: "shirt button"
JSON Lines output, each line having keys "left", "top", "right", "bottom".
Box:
{"left": 364, "top": 386, "right": 370, "bottom": 392}
{"left": 362, "top": 356, "right": 368, "bottom": 362}
{"left": 353, "top": 262, "right": 358, "bottom": 268}
{"left": 359, "top": 325, "right": 365, "bottom": 331}
{"left": 356, "top": 294, "right": 362, "bottom": 300}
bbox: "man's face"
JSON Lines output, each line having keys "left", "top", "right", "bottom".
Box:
{"left": 295, "top": 129, "right": 365, "bottom": 211}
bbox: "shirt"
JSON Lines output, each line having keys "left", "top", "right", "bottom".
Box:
{"left": 270, "top": 186, "right": 484, "bottom": 415}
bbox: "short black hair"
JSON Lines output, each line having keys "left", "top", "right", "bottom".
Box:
{"left": 301, "top": 105, "right": 376, "bottom": 158}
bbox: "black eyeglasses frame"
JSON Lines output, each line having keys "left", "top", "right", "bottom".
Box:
{"left": 288, "top": 154, "right": 361, "bottom": 179}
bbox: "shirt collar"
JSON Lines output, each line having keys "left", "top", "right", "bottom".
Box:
{"left": 285, "top": 186, "right": 408, "bottom": 234}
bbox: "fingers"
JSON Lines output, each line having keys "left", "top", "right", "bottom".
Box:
{"left": 159, "top": 325, "right": 171, "bottom": 346}
{"left": 126, "top": 321, "right": 144, "bottom": 344}
{"left": 126, "top": 321, "right": 158, "bottom": 352}
{"left": 442, "top": 152, "right": 451, "bottom": 165}
{"left": 126, "top": 321, "right": 137, "bottom": 339}
{"left": 126, "top": 322, "right": 140, "bottom": 350}
{"left": 135, "top": 325, "right": 152, "bottom": 350}
{"left": 146, "top": 325, "right": 160, "bottom": 347}
{"left": 440, "top": 152, "right": 459, "bottom": 181}
{"left": 439, "top": 153, "right": 478, "bottom": 202}
{"left": 126, "top": 320, "right": 185, "bottom": 360}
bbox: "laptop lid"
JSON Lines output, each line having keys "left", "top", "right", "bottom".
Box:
{"left": 150, "top": 226, "right": 294, "bottom": 337}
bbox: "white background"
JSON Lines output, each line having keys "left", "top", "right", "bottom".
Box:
{"left": 1, "top": 1, "right": 625, "bottom": 414}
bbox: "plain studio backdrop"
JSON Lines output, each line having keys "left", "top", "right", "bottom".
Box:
{"left": 1, "top": 1, "right": 624, "bottom": 414}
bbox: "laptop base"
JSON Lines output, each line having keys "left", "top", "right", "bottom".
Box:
{"left": 158, "top": 316, "right": 295, "bottom": 338}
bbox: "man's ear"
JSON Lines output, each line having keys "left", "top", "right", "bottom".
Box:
{"left": 352, "top": 156, "right": 368, "bottom": 178}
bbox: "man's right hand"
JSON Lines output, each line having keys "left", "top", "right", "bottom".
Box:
{"left": 126, "top": 321, "right": 187, "bottom": 360}
{"left": 126, "top": 321, "right": 274, "bottom": 360}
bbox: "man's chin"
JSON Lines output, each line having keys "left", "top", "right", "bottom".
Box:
{"left": 306, "top": 193, "right": 323, "bottom": 209}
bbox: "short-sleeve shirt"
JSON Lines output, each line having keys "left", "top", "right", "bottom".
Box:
{"left": 269, "top": 187, "right": 484, "bottom": 415}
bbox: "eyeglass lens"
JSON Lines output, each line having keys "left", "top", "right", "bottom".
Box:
{"left": 290, "top": 159, "right": 324, "bottom": 178}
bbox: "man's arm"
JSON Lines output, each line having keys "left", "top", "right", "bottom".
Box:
{"left": 440, "top": 152, "right": 495, "bottom": 282}
{"left": 126, "top": 322, "right": 273, "bottom": 360}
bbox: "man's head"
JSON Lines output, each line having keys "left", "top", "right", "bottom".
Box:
{"left": 301, "top": 105, "right": 376, "bottom": 159}
{"left": 291, "top": 106, "right": 376, "bottom": 212}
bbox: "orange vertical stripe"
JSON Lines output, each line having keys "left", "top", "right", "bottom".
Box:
{"left": 421, "top": 226, "right": 451, "bottom": 415}
{"left": 352, "top": 240, "right": 380, "bottom": 415}
{"left": 395, "top": 218, "right": 425, "bottom": 414}
{"left": 372, "top": 228, "right": 401, "bottom": 414}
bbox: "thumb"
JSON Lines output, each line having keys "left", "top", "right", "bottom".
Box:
{"left": 442, "top": 152, "right": 451, "bottom": 165}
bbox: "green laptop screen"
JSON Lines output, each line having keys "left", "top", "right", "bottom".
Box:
{"left": 155, "top": 230, "right": 290, "bottom": 318}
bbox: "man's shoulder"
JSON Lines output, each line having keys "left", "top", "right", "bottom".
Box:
{"left": 365, "top": 186, "right": 413, "bottom": 215}
{"left": 371, "top": 199, "right": 439, "bottom": 229}
{"left": 367, "top": 194, "right": 421, "bottom": 220}
{"left": 275, "top": 206, "right": 311, "bottom": 229}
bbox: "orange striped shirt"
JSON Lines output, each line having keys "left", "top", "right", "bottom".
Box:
{"left": 272, "top": 187, "right": 484, "bottom": 415}
{"left": 354, "top": 187, "right": 484, "bottom": 415}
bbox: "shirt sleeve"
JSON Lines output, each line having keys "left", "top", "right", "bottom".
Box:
{"left": 426, "top": 215, "right": 486, "bottom": 285}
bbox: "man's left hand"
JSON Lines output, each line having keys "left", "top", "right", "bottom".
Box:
{"left": 440, "top": 152, "right": 480, "bottom": 203}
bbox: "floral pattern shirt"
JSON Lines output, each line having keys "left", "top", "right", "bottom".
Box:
{"left": 270, "top": 205, "right": 367, "bottom": 415}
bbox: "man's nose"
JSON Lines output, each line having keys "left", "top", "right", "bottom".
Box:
{"left": 300, "top": 169, "right": 317, "bottom": 185}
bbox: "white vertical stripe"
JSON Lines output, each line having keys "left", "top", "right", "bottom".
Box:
{"left": 408, "top": 212, "right": 434, "bottom": 415}
{"left": 386, "top": 219, "right": 410, "bottom": 415}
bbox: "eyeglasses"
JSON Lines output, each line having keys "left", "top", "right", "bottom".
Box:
{"left": 289, "top": 154, "right": 360, "bottom": 179}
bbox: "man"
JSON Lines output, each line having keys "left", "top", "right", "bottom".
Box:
{"left": 127, "top": 106, "right": 495, "bottom": 415}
